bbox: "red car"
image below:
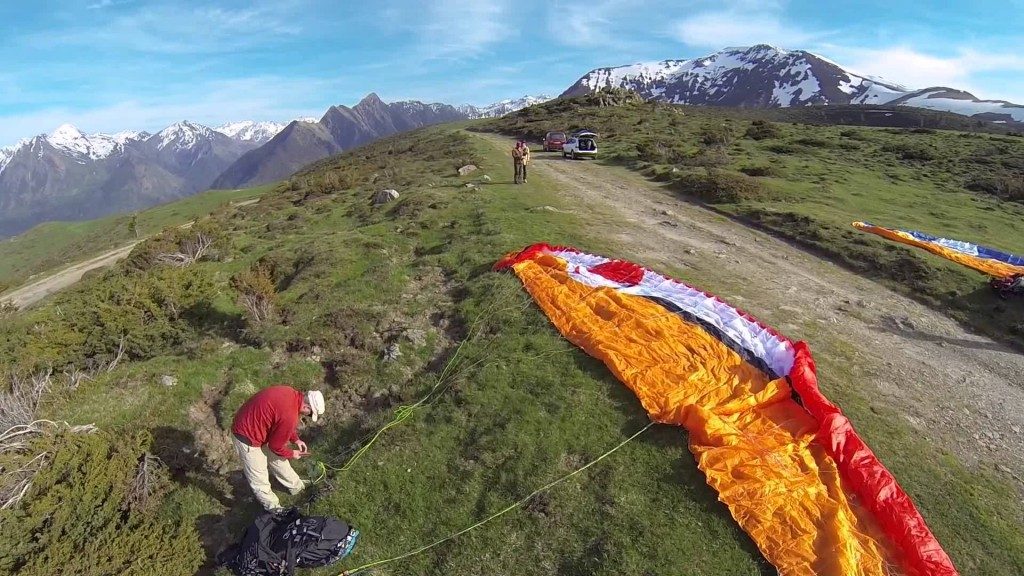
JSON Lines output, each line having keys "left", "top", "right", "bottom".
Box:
{"left": 543, "top": 131, "right": 566, "bottom": 152}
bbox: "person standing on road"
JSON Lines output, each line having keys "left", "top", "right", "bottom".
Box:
{"left": 231, "top": 386, "right": 325, "bottom": 510}
{"left": 512, "top": 140, "right": 526, "bottom": 184}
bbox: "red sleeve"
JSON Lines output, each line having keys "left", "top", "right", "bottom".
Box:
{"left": 267, "top": 411, "right": 298, "bottom": 459}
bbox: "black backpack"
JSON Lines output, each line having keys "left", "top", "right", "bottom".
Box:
{"left": 218, "top": 507, "right": 359, "bottom": 576}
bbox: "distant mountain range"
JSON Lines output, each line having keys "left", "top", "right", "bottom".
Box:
{"left": 0, "top": 94, "right": 550, "bottom": 238}
{"left": 213, "top": 94, "right": 466, "bottom": 189}
{"left": 0, "top": 121, "right": 257, "bottom": 237}
{"left": 562, "top": 44, "right": 1024, "bottom": 125}
{"left": 6, "top": 43, "right": 1023, "bottom": 239}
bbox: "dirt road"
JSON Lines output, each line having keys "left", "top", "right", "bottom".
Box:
{"left": 0, "top": 197, "right": 261, "bottom": 310}
{"left": 483, "top": 134, "right": 1024, "bottom": 487}
{"left": 1, "top": 242, "right": 141, "bottom": 308}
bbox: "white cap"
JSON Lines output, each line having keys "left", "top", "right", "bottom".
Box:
{"left": 307, "top": 390, "right": 325, "bottom": 422}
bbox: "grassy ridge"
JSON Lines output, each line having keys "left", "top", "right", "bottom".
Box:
{"left": 0, "top": 185, "right": 270, "bottom": 292}
{"left": 1, "top": 118, "right": 1022, "bottom": 575}
{"left": 476, "top": 96, "right": 1024, "bottom": 349}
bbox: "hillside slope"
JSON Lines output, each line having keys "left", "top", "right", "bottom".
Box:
{"left": 1, "top": 115, "right": 1022, "bottom": 576}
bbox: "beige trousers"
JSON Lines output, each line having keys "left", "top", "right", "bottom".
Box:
{"left": 232, "top": 436, "right": 305, "bottom": 510}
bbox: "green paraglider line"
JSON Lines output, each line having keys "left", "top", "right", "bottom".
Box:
{"left": 338, "top": 421, "right": 655, "bottom": 576}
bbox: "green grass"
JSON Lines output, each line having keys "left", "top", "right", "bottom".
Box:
{"left": 2, "top": 114, "right": 1022, "bottom": 575}
{"left": 0, "top": 185, "right": 271, "bottom": 291}
{"left": 477, "top": 96, "right": 1024, "bottom": 349}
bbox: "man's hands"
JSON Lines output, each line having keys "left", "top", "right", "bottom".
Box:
{"left": 293, "top": 439, "right": 310, "bottom": 459}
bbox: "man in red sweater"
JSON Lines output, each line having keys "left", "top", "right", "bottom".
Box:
{"left": 231, "top": 385, "right": 326, "bottom": 510}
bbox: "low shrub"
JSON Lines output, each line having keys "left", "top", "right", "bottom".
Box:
{"left": 965, "top": 175, "right": 1024, "bottom": 201}
{"left": 739, "top": 165, "right": 780, "bottom": 177}
{"left": 764, "top": 142, "right": 803, "bottom": 155}
{"left": 636, "top": 141, "right": 687, "bottom": 164}
{"left": 125, "top": 219, "right": 226, "bottom": 272}
{"left": 673, "top": 169, "right": 768, "bottom": 203}
{"left": 232, "top": 263, "right": 279, "bottom": 328}
{"left": 882, "top": 141, "right": 936, "bottom": 161}
{"left": 0, "top": 428, "right": 203, "bottom": 576}
{"left": 699, "top": 124, "right": 733, "bottom": 148}
{"left": 680, "top": 149, "right": 731, "bottom": 168}
{"left": 792, "top": 136, "right": 837, "bottom": 148}
{"left": 0, "top": 266, "right": 218, "bottom": 376}
{"left": 744, "top": 120, "right": 781, "bottom": 140}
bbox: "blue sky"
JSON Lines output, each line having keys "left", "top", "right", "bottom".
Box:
{"left": 2, "top": 0, "right": 1023, "bottom": 145}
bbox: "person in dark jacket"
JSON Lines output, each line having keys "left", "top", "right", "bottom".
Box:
{"left": 231, "top": 386, "right": 325, "bottom": 510}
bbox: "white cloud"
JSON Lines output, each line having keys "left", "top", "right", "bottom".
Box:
{"left": 416, "top": 0, "right": 514, "bottom": 60}
{"left": 87, "top": 0, "right": 134, "bottom": 9}
{"left": 824, "top": 45, "right": 1024, "bottom": 95}
{"left": 0, "top": 75, "right": 342, "bottom": 146}
{"left": 670, "top": 10, "right": 822, "bottom": 50}
{"left": 37, "top": 1, "right": 303, "bottom": 54}
{"left": 548, "top": 0, "right": 652, "bottom": 50}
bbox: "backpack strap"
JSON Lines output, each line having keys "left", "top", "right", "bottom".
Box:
{"left": 284, "top": 534, "right": 297, "bottom": 576}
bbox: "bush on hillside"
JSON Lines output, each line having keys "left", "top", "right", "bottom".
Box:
{"left": 0, "top": 266, "right": 218, "bottom": 377}
{"left": 839, "top": 128, "right": 869, "bottom": 141}
{"left": 636, "top": 141, "right": 687, "bottom": 165}
{"left": 125, "top": 219, "right": 226, "bottom": 271}
{"left": 232, "top": 263, "right": 278, "bottom": 329}
{"left": 672, "top": 169, "right": 768, "bottom": 203}
{"left": 680, "top": 149, "right": 731, "bottom": 168}
{"left": 0, "top": 428, "right": 203, "bottom": 576}
{"left": 882, "top": 141, "right": 936, "bottom": 161}
{"left": 965, "top": 175, "right": 1024, "bottom": 201}
{"left": 699, "top": 125, "right": 733, "bottom": 148}
{"left": 739, "top": 164, "right": 781, "bottom": 177}
{"left": 764, "top": 142, "right": 803, "bottom": 154}
{"left": 744, "top": 120, "right": 781, "bottom": 140}
{"left": 792, "top": 136, "right": 838, "bottom": 148}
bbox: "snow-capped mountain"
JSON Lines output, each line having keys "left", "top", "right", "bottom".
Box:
{"left": 460, "top": 95, "right": 554, "bottom": 118}
{"left": 215, "top": 120, "right": 288, "bottom": 145}
{"left": 0, "top": 120, "right": 262, "bottom": 238}
{"left": 563, "top": 45, "right": 1024, "bottom": 124}
{"left": 36, "top": 124, "right": 149, "bottom": 161}
{"left": 154, "top": 121, "right": 220, "bottom": 152}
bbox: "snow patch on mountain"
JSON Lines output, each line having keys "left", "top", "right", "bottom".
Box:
{"left": 771, "top": 62, "right": 820, "bottom": 106}
{"left": 0, "top": 143, "right": 20, "bottom": 175}
{"left": 154, "top": 121, "right": 216, "bottom": 151}
{"left": 897, "top": 91, "right": 1024, "bottom": 122}
{"left": 460, "top": 95, "right": 554, "bottom": 119}
{"left": 215, "top": 121, "right": 287, "bottom": 144}
{"left": 41, "top": 124, "right": 150, "bottom": 160}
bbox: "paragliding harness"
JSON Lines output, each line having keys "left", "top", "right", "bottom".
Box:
{"left": 991, "top": 274, "right": 1024, "bottom": 300}
{"left": 217, "top": 507, "right": 359, "bottom": 576}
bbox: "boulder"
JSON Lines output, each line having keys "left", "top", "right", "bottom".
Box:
{"left": 383, "top": 342, "right": 402, "bottom": 362}
{"left": 458, "top": 165, "right": 478, "bottom": 176}
{"left": 160, "top": 375, "right": 178, "bottom": 387}
{"left": 372, "top": 189, "right": 400, "bottom": 205}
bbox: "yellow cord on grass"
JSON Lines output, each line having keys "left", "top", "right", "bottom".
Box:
{"left": 339, "top": 421, "right": 655, "bottom": 575}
